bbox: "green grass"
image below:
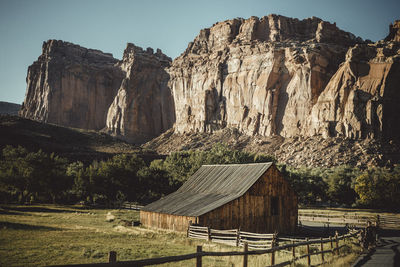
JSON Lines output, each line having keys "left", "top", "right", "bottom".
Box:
{"left": 0, "top": 204, "right": 362, "bottom": 266}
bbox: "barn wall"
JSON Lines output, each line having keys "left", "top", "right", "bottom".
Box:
{"left": 140, "top": 210, "right": 196, "bottom": 232}
{"left": 199, "top": 165, "right": 298, "bottom": 233}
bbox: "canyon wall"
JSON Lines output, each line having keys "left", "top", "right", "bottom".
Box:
{"left": 20, "top": 15, "right": 400, "bottom": 145}
{"left": 20, "top": 40, "right": 124, "bottom": 130}
{"left": 20, "top": 40, "right": 175, "bottom": 143}
{"left": 169, "top": 15, "right": 400, "bottom": 142}
{"left": 105, "top": 44, "right": 175, "bottom": 143}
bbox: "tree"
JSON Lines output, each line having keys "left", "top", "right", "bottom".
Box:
{"left": 355, "top": 166, "right": 400, "bottom": 210}
{"left": 325, "top": 165, "right": 360, "bottom": 205}
{"left": 0, "top": 146, "right": 70, "bottom": 203}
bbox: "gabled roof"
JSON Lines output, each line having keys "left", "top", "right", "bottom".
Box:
{"left": 142, "top": 162, "right": 273, "bottom": 217}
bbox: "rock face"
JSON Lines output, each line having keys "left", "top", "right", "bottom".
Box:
{"left": 385, "top": 20, "right": 400, "bottom": 42}
{"left": 105, "top": 44, "right": 175, "bottom": 143}
{"left": 307, "top": 42, "right": 400, "bottom": 141}
{"left": 169, "top": 14, "right": 400, "bottom": 142}
{"left": 20, "top": 40, "right": 124, "bottom": 130}
{"left": 20, "top": 40, "right": 175, "bottom": 143}
{"left": 20, "top": 16, "right": 400, "bottom": 149}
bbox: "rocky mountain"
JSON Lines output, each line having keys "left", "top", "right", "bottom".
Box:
{"left": 19, "top": 15, "right": 400, "bottom": 166}
{"left": 20, "top": 40, "right": 124, "bottom": 130}
{"left": 0, "top": 101, "right": 21, "bottom": 115}
{"left": 170, "top": 15, "right": 399, "bottom": 143}
{"left": 105, "top": 44, "right": 175, "bottom": 143}
{"left": 20, "top": 40, "right": 175, "bottom": 143}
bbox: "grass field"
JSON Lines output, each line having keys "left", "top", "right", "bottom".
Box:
{"left": 0, "top": 204, "right": 362, "bottom": 266}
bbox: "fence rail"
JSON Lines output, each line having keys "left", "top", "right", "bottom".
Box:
{"left": 298, "top": 210, "right": 400, "bottom": 229}
{"left": 187, "top": 225, "right": 277, "bottom": 250}
{"left": 50, "top": 230, "right": 360, "bottom": 267}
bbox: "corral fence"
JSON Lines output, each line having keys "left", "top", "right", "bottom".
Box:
{"left": 50, "top": 230, "right": 360, "bottom": 267}
{"left": 120, "top": 202, "right": 144, "bottom": 211}
{"left": 187, "top": 225, "right": 277, "bottom": 250}
{"left": 298, "top": 210, "right": 400, "bottom": 229}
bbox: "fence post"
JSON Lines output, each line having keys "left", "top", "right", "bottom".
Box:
{"left": 108, "top": 251, "right": 117, "bottom": 263}
{"left": 243, "top": 242, "right": 248, "bottom": 267}
{"left": 271, "top": 234, "right": 276, "bottom": 266}
{"left": 292, "top": 240, "right": 295, "bottom": 261}
{"left": 196, "top": 245, "right": 202, "bottom": 267}
{"left": 187, "top": 220, "right": 192, "bottom": 237}
{"left": 330, "top": 236, "right": 333, "bottom": 253}
{"left": 236, "top": 228, "right": 241, "bottom": 247}
{"left": 320, "top": 237, "right": 324, "bottom": 262}
{"left": 335, "top": 232, "right": 339, "bottom": 256}
{"left": 207, "top": 227, "right": 211, "bottom": 241}
{"left": 306, "top": 238, "right": 311, "bottom": 266}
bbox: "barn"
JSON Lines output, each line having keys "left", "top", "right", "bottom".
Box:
{"left": 140, "top": 162, "right": 297, "bottom": 233}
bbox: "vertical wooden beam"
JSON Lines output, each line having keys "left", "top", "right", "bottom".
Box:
{"left": 335, "top": 232, "right": 339, "bottom": 255}
{"left": 330, "top": 236, "right": 333, "bottom": 252}
{"left": 196, "top": 246, "right": 202, "bottom": 267}
{"left": 292, "top": 240, "right": 295, "bottom": 261}
{"left": 236, "top": 228, "right": 240, "bottom": 247}
{"left": 243, "top": 242, "right": 248, "bottom": 267}
{"left": 207, "top": 227, "right": 211, "bottom": 241}
{"left": 320, "top": 237, "right": 324, "bottom": 262}
{"left": 108, "top": 251, "right": 117, "bottom": 263}
{"left": 306, "top": 238, "right": 311, "bottom": 266}
{"left": 271, "top": 235, "right": 276, "bottom": 266}
{"left": 187, "top": 220, "right": 192, "bottom": 237}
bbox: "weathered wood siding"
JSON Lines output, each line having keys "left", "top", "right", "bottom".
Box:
{"left": 198, "top": 165, "right": 297, "bottom": 233}
{"left": 140, "top": 210, "right": 196, "bottom": 232}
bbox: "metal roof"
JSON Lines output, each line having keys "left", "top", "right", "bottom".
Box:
{"left": 142, "top": 162, "right": 273, "bottom": 216}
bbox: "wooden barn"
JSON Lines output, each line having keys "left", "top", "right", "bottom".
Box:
{"left": 140, "top": 162, "right": 297, "bottom": 233}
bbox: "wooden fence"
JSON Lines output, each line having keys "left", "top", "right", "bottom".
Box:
{"left": 298, "top": 210, "right": 400, "bottom": 229}
{"left": 298, "top": 210, "right": 373, "bottom": 226}
{"left": 187, "top": 225, "right": 277, "bottom": 250}
{"left": 50, "top": 230, "right": 360, "bottom": 267}
{"left": 120, "top": 202, "right": 144, "bottom": 211}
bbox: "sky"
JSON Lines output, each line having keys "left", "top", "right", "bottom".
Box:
{"left": 0, "top": 0, "right": 399, "bottom": 104}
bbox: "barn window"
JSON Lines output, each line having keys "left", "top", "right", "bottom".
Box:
{"left": 271, "top": 197, "right": 279, "bottom": 215}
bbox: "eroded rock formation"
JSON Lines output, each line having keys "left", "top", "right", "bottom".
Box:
{"left": 169, "top": 15, "right": 400, "bottom": 143}
{"left": 307, "top": 42, "right": 400, "bottom": 141}
{"left": 20, "top": 15, "right": 400, "bottom": 149}
{"left": 105, "top": 44, "right": 175, "bottom": 143}
{"left": 20, "top": 40, "right": 124, "bottom": 130}
{"left": 20, "top": 40, "right": 175, "bottom": 143}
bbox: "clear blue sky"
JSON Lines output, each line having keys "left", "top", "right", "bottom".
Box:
{"left": 0, "top": 0, "right": 399, "bottom": 104}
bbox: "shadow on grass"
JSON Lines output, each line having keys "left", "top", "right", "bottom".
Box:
{"left": 0, "top": 221, "right": 61, "bottom": 231}
{"left": 1, "top": 206, "right": 87, "bottom": 214}
{"left": 0, "top": 209, "right": 27, "bottom": 216}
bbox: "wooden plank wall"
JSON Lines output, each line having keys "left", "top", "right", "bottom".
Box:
{"left": 199, "top": 165, "right": 298, "bottom": 233}
{"left": 140, "top": 210, "right": 196, "bottom": 232}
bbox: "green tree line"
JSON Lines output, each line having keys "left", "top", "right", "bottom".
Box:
{"left": 0, "top": 144, "right": 399, "bottom": 210}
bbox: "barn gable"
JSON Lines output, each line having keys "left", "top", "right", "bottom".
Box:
{"left": 141, "top": 162, "right": 273, "bottom": 216}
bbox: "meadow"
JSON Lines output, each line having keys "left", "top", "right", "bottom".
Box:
{"left": 0, "top": 204, "right": 362, "bottom": 267}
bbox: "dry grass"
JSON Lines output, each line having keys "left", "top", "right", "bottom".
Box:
{"left": 0, "top": 204, "right": 362, "bottom": 266}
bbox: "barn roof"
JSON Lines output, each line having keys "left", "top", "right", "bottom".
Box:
{"left": 142, "top": 162, "right": 273, "bottom": 217}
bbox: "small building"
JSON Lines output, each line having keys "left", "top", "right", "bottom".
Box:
{"left": 140, "top": 162, "right": 297, "bottom": 233}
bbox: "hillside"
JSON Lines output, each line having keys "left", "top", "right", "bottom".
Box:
{"left": 143, "top": 128, "right": 400, "bottom": 168}
{"left": 0, "top": 101, "right": 21, "bottom": 115}
{"left": 0, "top": 115, "right": 160, "bottom": 163}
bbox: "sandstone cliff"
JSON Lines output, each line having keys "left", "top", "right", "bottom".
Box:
{"left": 20, "top": 40, "right": 124, "bottom": 130}
{"left": 105, "top": 44, "right": 175, "bottom": 143}
{"left": 169, "top": 14, "right": 369, "bottom": 138}
{"left": 20, "top": 40, "right": 175, "bottom": 143}
{"left": 307, "top": 41, "right": 400, "bottom": 141}
{"left": 20, "top": 15, "right": 400, "bottom": 158}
